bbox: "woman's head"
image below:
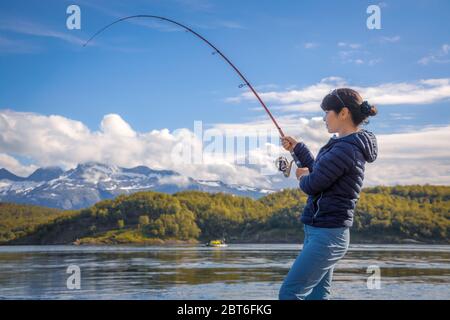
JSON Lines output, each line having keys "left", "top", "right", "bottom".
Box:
{"left": 320, "top": 88, "right": 377, "bottom": 134}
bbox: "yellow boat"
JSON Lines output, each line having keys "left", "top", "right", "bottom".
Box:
{"left": 205, "top": 239, "right": 228, "bottom": 247}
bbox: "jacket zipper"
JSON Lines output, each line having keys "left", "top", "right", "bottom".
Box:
{"left": 312, "top": 192, "right": 323, "bottom": 225}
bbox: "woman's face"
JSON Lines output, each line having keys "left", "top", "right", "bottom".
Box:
{"left": 323, "top": 110, "right": 340, "bottom": 133}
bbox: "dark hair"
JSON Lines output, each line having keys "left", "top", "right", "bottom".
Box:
{"left": 320, "top": 88, "right": 377, "bottom": 126}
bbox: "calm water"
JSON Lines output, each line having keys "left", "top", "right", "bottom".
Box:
{"left": 0, "top": 244, "right": 448, "bottom": 300}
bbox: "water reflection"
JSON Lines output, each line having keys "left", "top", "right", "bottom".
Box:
{"left": 0, "top": 244, "right": 448, "bottom": 299}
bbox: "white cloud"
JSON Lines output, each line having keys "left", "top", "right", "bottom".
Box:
{"left": 0, "top": 109, "right": 449, "bottom": 188}
{"left": 338, "top": 42, "right": 361, "bottom": 49}
{"left": 377, "top": 125, "right": 450, "bottom": 160}
{"left": 388, "top": 113, "right": 415, "bottom": 121}
{"left": 0, "top": 153, "right": 38, "bottom": 177}
{"left": 210, "top": 120, "right": 450, "bottom": 187}
{"left": 368, "top": 58, "right": 382, "bottom": 66}
{"left": 418, "top": 44, "right": 450, "bottom": 65}
{"left": 254, "top": 84, "right": 280, "bottom": 91}
{"left": 379, "top": 36, "right": 401, "bottom": 43}
{"left": 265, "top": 102, "right": 324, "bottom": 113}
{"left": 338, "top": 52, "right": 373, "bottom": 66}
{"left": 0, "top": 18, "right": 85, "bottom": 45}
{"left": 444, "top": 44, "right": 450, "bottom": 55}
{"left": 0, "top": 110, "right": 274, "bottom": 188}
{"left": 211, "top": 116, "right": 329, "bottom": 152}
{"left": 158, "top": 175, "right": 191, "bottom": 187}
{"left": 101, "top": 114, "right": 136, "bottom": 138}
{"left": 304, "top": 42, "right": 319, "bottom": 49}
{"left": 79, "top": 0, "right": 231, "bottom": 33}
{"left": 336, "top": 42, "right": 382, "bottom": 66}
{"left": 228, "top": 77, "right": 450, "bottom": 112}
{"left": 365, "top": 125, "right": 450, "bottom": 186}
{"left": 227, "top": 77, "right": 345, "bottom": 108}
{"left": 358, "top": 78, "right": 450, "bottom": 105}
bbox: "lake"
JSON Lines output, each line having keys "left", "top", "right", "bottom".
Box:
{"left": 0, "top": 244, "right": 448, "bottom": 300}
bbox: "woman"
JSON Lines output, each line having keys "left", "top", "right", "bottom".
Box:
{"left": 278, "top": 88, "right": 378, "bottom": 300}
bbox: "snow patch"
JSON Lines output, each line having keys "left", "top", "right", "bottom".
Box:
{"left": 197, "top": 180, "right": 221, "bottom": 187}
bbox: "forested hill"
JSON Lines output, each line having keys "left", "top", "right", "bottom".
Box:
{"left": 1, "top": 185, "right": 448, "bottom": 245}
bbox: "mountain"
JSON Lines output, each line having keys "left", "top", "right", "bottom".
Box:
{"left": 27, "top": 167, "right": 64, "bottom": 182}
{"left": 0, "top": 162, "right": 274, "bottom": 210}
{"left": 3, "top": 186, "right": 449, "bottom": 245}
{"left": 0, "top": 168, "right": 26, "bottom": 182}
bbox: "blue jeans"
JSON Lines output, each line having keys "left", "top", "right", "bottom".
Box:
{"left": 279, "top": 224, "right": 350, "bottom": 300}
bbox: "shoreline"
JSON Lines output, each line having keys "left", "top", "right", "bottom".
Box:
{"left": 1, "top": 239, "right": 448, "bottom": 247}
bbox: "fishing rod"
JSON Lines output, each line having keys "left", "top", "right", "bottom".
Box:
{"left": 84, "top": 15, "right": 302, "bottom": 178}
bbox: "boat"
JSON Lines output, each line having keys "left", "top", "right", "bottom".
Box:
{"left": 205, "top": 239, "right": 228, "bottom": 247}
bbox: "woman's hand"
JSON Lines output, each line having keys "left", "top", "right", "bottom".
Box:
{"left": 281, "top": 136, "right": 298, "bottom": 152}
{"left": 295, "top": 167, "right": 310, "bottom": 180}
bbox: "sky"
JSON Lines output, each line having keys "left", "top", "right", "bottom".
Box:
{"left": 0, "top": 0, "right": 449, "bottom": 189}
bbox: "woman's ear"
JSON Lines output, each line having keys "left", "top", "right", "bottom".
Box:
{"left": 338, "top": 107, "right": 349, "bottom": 120}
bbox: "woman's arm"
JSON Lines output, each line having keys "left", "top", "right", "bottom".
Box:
{"left": 299, "top": 143, "right": 355, "bottom": 195}
{"left": 293, "top": 142, "right": 315, "bottom": 173}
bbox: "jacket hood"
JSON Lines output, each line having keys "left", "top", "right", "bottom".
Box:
{"left": 336, "top": 129, "right": 378, "bottom": 163}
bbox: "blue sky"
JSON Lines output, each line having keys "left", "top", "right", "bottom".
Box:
{"left": 0, "top": 0, "right": 449, "bottom": 187}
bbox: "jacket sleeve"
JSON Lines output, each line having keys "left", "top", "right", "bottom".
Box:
{"left": 293, "top": 142, "right": 315, "bottom": 173}
{"left": 299, "top": 143, "right": 355, "bottom": 195}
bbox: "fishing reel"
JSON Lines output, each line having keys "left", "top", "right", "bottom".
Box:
{"left": 275, "top": 156, "right": 294, "bottom": 178}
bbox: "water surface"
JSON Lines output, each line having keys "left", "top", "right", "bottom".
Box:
{"left": 0, "top": 244, "right": 448, "bottom": 300}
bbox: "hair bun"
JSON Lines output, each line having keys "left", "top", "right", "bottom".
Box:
{"left": 360, "top": 101, "right": 377, "bottom": 117}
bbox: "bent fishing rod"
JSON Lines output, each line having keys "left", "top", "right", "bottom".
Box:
{"left": 84, "top": 15, "right": 301, "bottom": 178}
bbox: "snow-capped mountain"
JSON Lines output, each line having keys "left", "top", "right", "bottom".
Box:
{"left": 0, "top": 162, "right": 275, "bottom": 210}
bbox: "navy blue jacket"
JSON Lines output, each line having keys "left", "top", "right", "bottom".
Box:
{"left": 293, "top": 129, "right": 378, "bottom": 228}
